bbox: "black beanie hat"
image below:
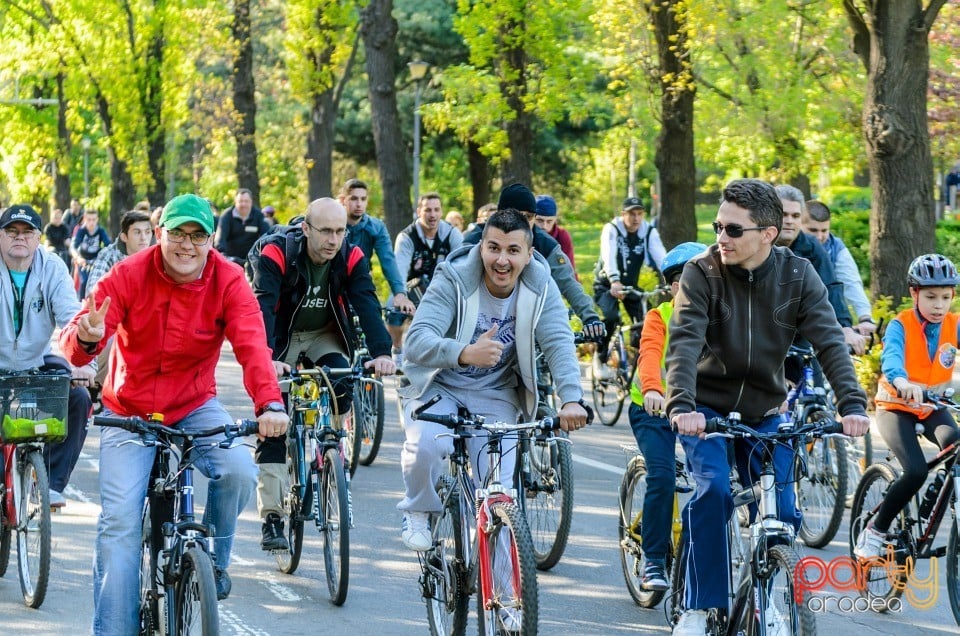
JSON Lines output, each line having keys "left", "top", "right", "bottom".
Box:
{"left": 497, "top": 183, "right": 536, "bottom": 214}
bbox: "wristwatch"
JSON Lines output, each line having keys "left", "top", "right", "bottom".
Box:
{"left": 258, "top": 401, "right": 286, "bottom": 416}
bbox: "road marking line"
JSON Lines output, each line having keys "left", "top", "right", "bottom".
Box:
{"left": 220, "top": 608, "right": 270, "bottom": 635}
{"left": 571, "top": 453, "right": 625, "bottom": 476}
{"left": 64, "top": 483, "right": 93, "bottom": 504}
{"left": 263, "top": 577, "right": 302, "bottom": 602}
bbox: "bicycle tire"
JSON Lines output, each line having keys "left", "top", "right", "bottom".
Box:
{"left": 139, "top": 502, "right": 159, "bottom": 635}
{"left": 173, "top": 546, "right": 219, "bottom": 636}
{"left": 797, "top": 430, "right": 848, "bottom": 548}
{"left": 341, "top": 411, "right": 362, "bottom": 478}
{"left": 321, "top": 447, "right": 349, "bottom": 605}
{"left": 760, "top": 544, "right": 816, "bottom": 636}
{"left": 355, "top": 378, "right": 385, "bottom": 466}
{"left": 425, "top": 475, "right": 469, "bottom": 636}
{"left": 16, "top": 449, "right": 50, "bottom": 608}
{"left": 848, "top": 462, "right": 908, "bottom": 607}
{"left": 275, "top": 447, "right": 305, "bottom": 575}
{"left": 947, "top": 521, "right": 960, "bottom": 625}
{"left": 476, "top": 501, "right": 538, "bottom": 636}
{"left": 523, "top": 434, "right": 574, "bottom": 571}
{"left": 590, "top": 341, "right": 626, "bottom": 426}
{"left": 0, "top": 526, "right": 10, "bottom": 577}
{"left": 666, "top": 528, "right": 686, "bottom": 627}
{"left": 618, "top": 455, "right": 667, "bottom": 608}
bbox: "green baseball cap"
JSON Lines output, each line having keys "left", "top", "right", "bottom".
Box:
{"left": 160, "top": 194, "right": 215, "bottom": 235}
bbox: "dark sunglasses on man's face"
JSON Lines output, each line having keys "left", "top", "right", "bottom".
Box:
{"left": 712, "top": 221, "right": 767, "bottom": 238}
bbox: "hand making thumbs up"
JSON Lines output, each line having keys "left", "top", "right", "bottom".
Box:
{"left": 457, "top": 323, "right": 504, "bottom": 368}
{"left": 77, "top": 294, "right": 112, "bottom": 344}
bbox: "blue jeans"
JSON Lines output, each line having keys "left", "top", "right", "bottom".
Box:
{"left": 92, "top": 399, "right": 257, "bottom": 636}
{"left": 678, "top": 407, "right": 801, "bottom": 610}
{"left": 627, "top": 403, "right": 676, "bottom": 562}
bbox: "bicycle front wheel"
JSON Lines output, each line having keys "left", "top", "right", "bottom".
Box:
{"left": 139, "top": 502, "right": 159, "bottom": 635}
{"left": 174, "top": 547, "right": 219, "bottom": 635}
{"left": 758, "top": 544, "right": 816, "bottom": 636}
{"left": 354, "top": 377, "right": 385, "bottom": 466}
{"left": 618, "top": 455, "right": 666, "bottom": 608}
{"left": 947, "top": 520, "right": 960, "bottom": 625}
{"left": 477, "top": 501, "right": 538, "bottom": 636}
{"left": 0, "top": 526, "right": 10, "bottom": 577}
{"left": 796, "top": 432, "right": 848, "bottom": 548}
{"left": 848, "top": 462, "right": 908, "bottom": 607}
{"left": 275, "top": 448, "right": 305, "bottom": 575}
{"left": 425, "top": 475, "right": 469, "bottom": 636}
{"left": 16, "top": 449, "right": 50, "bottom": 608}
{"left": 320, "top": 447, "right": 349, "bottom": 605}
{"left": 524, "top": 434, "right": 574, "bottom": 571}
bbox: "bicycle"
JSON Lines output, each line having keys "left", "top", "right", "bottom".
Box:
{"left": 93, "top": 413, "right": 259, "bottom": 635}
{"left": 517, "top": 332, "right": 590, "bottom": 571}
{"left": 591, "top": 286, "right": 667, "bottom": 426}
{"left": 413, "top": 394, "right": 567, "bottom": 636}
{"left": 784, "top": 345, "right": 848, "bottom": 548}
{"left": 273, "top": 367, "right": 353, "bottom": 606}
{"left": 669, "top": 412, "right": 843, "bottom": 635}
{"left": 848, "top": 390, "right": 960, "bottom": 623}
{"left": 0, "top": 370, "right": 69, "bottom": 608}
{"left": 347, "top": 315, "right": 386, "bottom": 469}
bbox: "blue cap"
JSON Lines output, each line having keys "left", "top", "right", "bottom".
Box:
{"left": 535, "top": 195, "right": 557, "bottom": 217}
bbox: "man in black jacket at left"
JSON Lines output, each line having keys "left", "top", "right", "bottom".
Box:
{"left": 216, "top": 188, "right": 269, "bottom": 270}
{"left": 249, "top": 197, "right": 395, "bottom": 550}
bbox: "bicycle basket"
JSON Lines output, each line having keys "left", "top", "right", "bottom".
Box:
{"left": 0, "top": 373, "right": 70, "bottom": 443}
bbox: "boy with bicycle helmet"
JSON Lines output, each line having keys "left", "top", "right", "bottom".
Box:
{"left": 627, "top": 242, "right": 706, "bottom": 591}
{"left": 855, "top": 253, "right": 960, "bottom": 558}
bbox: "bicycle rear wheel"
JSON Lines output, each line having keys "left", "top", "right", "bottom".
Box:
{"left": 947, "top": 520, "right": 960, "bottom": 625}
{"left": 476, "top": 501, "right": 538, "bottom": 635}
{"left": 0, "top": 526, "right": 10, "bottom": 577}
{"left": 340, "top": 412, "right": 362, "bottom": 478}
{"left": 320, "top": 447, "right": 349, "bottom": 605}
{"left": 275, "top": 447, "right": 305, "bottom": 575}
{"left": 174, "top": 547, "right": 219, "bottom": 635}
{"left": 16, "top": 449, "right": 50, "bottom": 608}
{"left": 618, "top": 455, "right": 667, "bottom": 608}
{"left": 524, "top": 434, "right": 574, "bottom": 571}
{"left": 424, "top": 475, "right": 469, "bottom": 636}
{"left": 848, "top": 462, "right": 908, "bottom": 607}
{"left": 796, "top": 432, "right": 848, "bottom": 548}
{"left": 758, "top": 544, "right": 816, "bottom": 636}
{"left": 354, "top": 377, "right": 385, "bottom": 466}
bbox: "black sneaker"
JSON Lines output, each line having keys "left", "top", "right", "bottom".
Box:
{"left": 641, "top": 560, "right": 669, "bottom": 591}
{"left": 260, "top": 513, "right": 290, "bottom": 552}
{"left": 214, "top": 567, "right": 232, "bottom": 601}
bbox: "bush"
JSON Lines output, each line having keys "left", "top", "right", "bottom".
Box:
{"left": 829, "top": 210, "right": 870, "bottom": 285}
{"left": 819, "top": 186, "right": 872, "bottom": 213}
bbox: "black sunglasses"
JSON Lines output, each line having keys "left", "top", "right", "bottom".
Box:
{"left": 712, "top": 221, "right": 768, "bottom": 238}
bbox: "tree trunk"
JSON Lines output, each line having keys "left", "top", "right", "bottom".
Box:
{"left": 233, "top": 0, "right": 260, "bottom": 205}
{"left": 650, "top": 0, "right": 696, "bottom": 250}
{"left": 307, "top": 89, "right": 336, "bottom": 200}
{"left": 54, "top": 72, "right": 71, "bottom": 210}
{"left": 498, "top": 16, "right": 532, "bottom": 187}
{"left": 95, "top": 94, "right": 135, "bottom": 234}
{"left": 468, "top": 142, "right": 492, "bottom": 220}
{"left": 144, "top": 16, "right": 166, "bottom": 206}
{"left": 845, "top": 1, "right": 946, "bottom": 303}
{"left": 361, "top": 0, "right": 411, "bottom": 239}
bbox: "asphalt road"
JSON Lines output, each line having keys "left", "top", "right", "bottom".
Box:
{"left": 2, "top": 344, "right": 959, "bottom": 635}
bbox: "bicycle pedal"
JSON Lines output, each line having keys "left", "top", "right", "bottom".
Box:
{"left": 932, "top": 546, "right": 947, "bottom": 558}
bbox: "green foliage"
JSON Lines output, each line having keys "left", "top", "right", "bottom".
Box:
{"left": 852, "top": 295, "right": 897, "bottom": 410}
{"left": 935, "top": 219, "right": 960, "bottom": 268}
{"left": 819, "top": 185, "right": 871, "bottom": 212}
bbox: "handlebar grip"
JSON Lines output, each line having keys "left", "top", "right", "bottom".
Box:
{"left": 93, "top": 415, "right": 144, "bottom": 433}
{"left": 236, "top": 419, "right": 260, "bottom": 437}
{"left": 703, "top": 417, "right": 724, "bottom": 435}
{"left": 818, "top": 419, "right": 844, "bottom": 435}
{"left": 416, "top": 412, "right": 461, "bottom": 429}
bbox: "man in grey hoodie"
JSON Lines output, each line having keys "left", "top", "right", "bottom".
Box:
{"left": 396, "top": 208, "right": 588, "bottom": 556}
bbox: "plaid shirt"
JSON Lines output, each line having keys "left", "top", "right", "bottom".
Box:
{"left": 86, "top": 240, "right": 127, "bottom": 293}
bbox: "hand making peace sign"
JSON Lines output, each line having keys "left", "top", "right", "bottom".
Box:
{"left": 77, "top": 294, "right": 112, "bottom": 343}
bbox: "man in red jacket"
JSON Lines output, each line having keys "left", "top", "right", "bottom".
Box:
{"left": 60, "top": 193, "right": 289, "bottom": 636}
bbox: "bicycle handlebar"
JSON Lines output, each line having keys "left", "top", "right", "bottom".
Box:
{"left": 702, "top": 412, "right": 843, "bottom": 438}
{"left": 94, "top": 415, "right": 260, "bottom": 439}
{"left": 412, "top": 394, "right": 593, "bottom": 432}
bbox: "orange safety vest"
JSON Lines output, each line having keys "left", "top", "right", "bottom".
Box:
{"left": 875, "top": 309, "right": 959, "bottom": 419}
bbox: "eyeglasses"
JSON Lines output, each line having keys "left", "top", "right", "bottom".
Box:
{"left": 304, "top": 220, "right": 345, "bottom": 237}
{"left": 712, "top": 222, "right": 768, "bottom": 238}
{"left": 165, "top": 228, "right": 211, "bottom": 246}
{"left": 3, "top": 227, "right": 38, "bottom": 239}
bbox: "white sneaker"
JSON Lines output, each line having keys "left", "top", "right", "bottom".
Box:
{"left": 498, "top": 607, "right": 522, "bottom": 633}
{"left": 854, "top": 524, "right": 887, "bottom": 559}
{"left": 592, "top": 355, "right": 613, "bottom": 380}
{"left": 401, "top": 512, "right": 431, "bottom": 551}
{"left": 49, "top": 490, "right": 66, "bottom": 509}
{"left": 673, "top": 609, "right": 707, "bottom": 636}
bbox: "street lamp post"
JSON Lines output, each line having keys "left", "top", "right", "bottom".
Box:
{"left": 81, "top": 137, "right": 91, "bottom": 199}
{"left": 408, "top": 61, "right": 429, "bottom": 221}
